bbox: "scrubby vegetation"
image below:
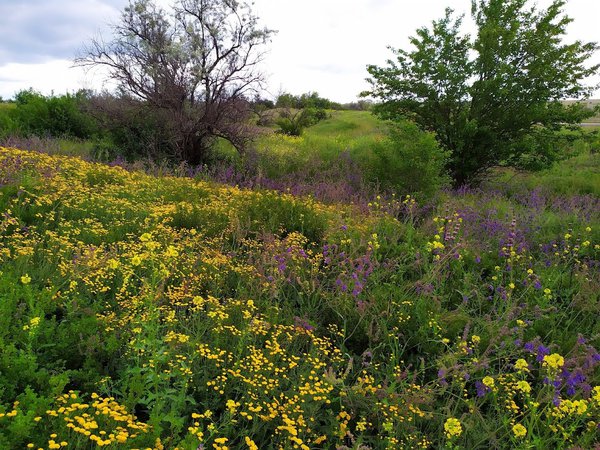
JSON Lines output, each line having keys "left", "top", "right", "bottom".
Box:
{"left": 0, "top": 138, "right": 598, "bottom": 449}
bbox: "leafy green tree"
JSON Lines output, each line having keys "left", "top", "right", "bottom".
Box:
{"left": 363, "top": 0, "right": 599, "bottom": 185}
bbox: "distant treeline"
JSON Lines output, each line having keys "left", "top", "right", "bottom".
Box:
{"left": 268, "top": 91, "right": 373, "bottom": 111}
{"left": 0, "top": 90, "right": 96, "bottom": 141}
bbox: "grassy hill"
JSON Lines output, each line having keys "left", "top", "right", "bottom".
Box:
{"left": 0, "top": 145, "right": 598, "bottom": 449}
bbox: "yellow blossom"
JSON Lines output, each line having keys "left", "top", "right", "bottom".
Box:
{"left": 543, "top": 353, "right": 565, "bottom": 370}
{"left": 512, "top": 423, "right": 527, "bottom": 438}
{"left": 444, "top": 417, "right": 462, "bottom": 439}
{"left": 244, "top": 437, "right": 258, "bottom": 450}
{"left": 482, "top": 376, "right": 495, "bottom": 388}
{"left": 515, "top": 359, "right": 529, "bottom": 372}
{"left": 593, "top": 386, "right": 600, "bottom": 402}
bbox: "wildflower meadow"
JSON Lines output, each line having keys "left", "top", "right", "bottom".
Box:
{"left": 0, "top": 145, "right": 599, "bottom": 449}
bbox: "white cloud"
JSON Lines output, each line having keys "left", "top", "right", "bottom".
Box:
{"left": 0, "top": 0, "right": 122, "bottom": 64}
{"left": 0, "top": 60, "right": 113, "bottom": 98}
{"left": 0, "top": 0, "right": 598, "bottom": 101}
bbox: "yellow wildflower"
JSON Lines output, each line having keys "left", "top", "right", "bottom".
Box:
{"left": 593, "top": 386, "right": 600, "bottom": 402}
{"left": 482, "top": 376, "right": 495, "bottom": 388}
{"left": 512, "top": 423, "right": 527, "bottom": 438}
{"left": 515, "top": 359, "right": 529, "bottom": 372}
{"left": 543, "top": 353, "right": 565, "bottom": 370}
{"left": 244, "top": 437, "right": 258, "bottom": 450}
{"left": 444, "top": 417, "right": 462, "bottom": 439}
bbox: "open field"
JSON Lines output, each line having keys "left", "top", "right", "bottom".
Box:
{"left": 0, "top": 143, "right": 598, "bottom": 449}
{"left": 562, "top": 99, "right": 600, "bottom": 123}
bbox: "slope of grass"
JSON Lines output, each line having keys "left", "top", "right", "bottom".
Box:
{"left": 491, "top": 151, "right": 600, "bottom": 197}
{"left": 307, "top": 110, "right": 385, "bottom": 139}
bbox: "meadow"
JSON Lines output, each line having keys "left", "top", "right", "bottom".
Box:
{"left": 0, "top": 111, "right": 599, "bottom": 449}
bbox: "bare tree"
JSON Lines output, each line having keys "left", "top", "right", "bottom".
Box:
{"left": 77, "top": 0, "right": 275, "bottom": 163}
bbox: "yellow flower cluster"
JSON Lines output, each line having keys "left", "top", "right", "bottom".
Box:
{"left": 512, "top": 423, "right": 527, "bottom": 438}
{"left": 444, "top": 417, "right": 462, "bottom": 439}
{"left": 543, "top": 353, "right": 565, "bottom": 370}
{"left": 45, "top": 391, "right": 150, "bottom": 447}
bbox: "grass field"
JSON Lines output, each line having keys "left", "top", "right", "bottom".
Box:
{"left": 490, "top": 151, "right": 600, "bottom": 197}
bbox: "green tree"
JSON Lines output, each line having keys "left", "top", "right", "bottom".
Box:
{"left": 363, "top": 0, "right": 599, "bottom": 186}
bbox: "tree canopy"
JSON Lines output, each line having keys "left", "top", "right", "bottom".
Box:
{"left": 363, "top": 0, "right": 599, "bottom": 185}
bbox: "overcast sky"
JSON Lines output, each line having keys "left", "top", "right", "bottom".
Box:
{"left": 0, "top": 0, "right": 599, "bottom": 102}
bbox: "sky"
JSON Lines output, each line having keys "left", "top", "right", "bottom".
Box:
{"left": 0, "top": 0, "right": 599, "bottom": 103}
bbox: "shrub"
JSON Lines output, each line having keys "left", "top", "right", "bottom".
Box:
{"left": 0, "top": 109, "right": 15, "bottom": 139}
{"left": 89, "top": 97, "right": 178, "bottom": 161}
{"left": 276, "top": 114, "right": 305, "bottom": 136}
{"left": 10, "top": 89, "right": 97, "bottom": 139}
{"left": 363, "top": 120, "right": 450, "bottom": 199}
{"left": 588, "top": 130, "right": 600, "bottom": 154}
{"left": 276, "top": 108, "right": 329, "bottom": 136}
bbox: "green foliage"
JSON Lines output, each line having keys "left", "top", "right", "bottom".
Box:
{"left": 275, "top": 91, "right": 342, "bottom": 110}
{"left": 274, "top": 93, "right": 298, "bottom": 109}
{"left": 276, "top": 112, "right": 305, "bottom": 136}
{"left": 362, "top": 120, "right": 450, "bottom": 199}
{"left": 589, "top": 129, "right": 600, "bottom": 154}
{"left": 95, "top": 103, "right": 176, "bottom": 161}
{"left": 0, "top": 103, "right": 16, "bottom": 138}
{"left": 492, "top": 149, "right": 600, "bottom": 197}
{"left": 364, "top": 0, "right": 600, "bottom": 185}
{"left": 257, "top": 111, "right": 449, "bottom": 199}
{"left": 8, "top": 89, "right": 98, "bottom": 139}
{"left": 276, "top": 107, "right": 329, "bottom": 136}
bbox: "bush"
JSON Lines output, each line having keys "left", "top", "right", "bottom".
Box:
{"left": 363, "top": 120, "right": 450, "bottom": 199}
{"left": 275, "top": 91, "right": 341, "bottom": 110}
{"left": 276, "top": 108, "right": 329, "bottom": 136}
{"left": 10, "top": 90, "right": 97, "bottom": 139}
{"left": 276, "top": 115, "right": 304, "bottom": 136}
{"left": 0, "top": 108, "right": 16, "bottom": 139}
{"left": 588, "top": 130, "right": 600, "bottom": 154}
{"left": 88, "top": 96, "right": 179, "bottom": 161}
